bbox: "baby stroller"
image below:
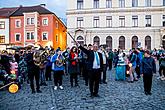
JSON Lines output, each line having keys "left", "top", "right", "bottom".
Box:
{"left": 0, "top": 64, "right": 21, "bottom": 93}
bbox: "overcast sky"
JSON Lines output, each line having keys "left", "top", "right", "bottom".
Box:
{"left": 0, "top": 0, "right": 67, "bottom": 19}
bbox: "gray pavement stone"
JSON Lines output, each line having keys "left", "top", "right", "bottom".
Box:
{"left": 0, "top": 68, "right": 165, "bottom": 110}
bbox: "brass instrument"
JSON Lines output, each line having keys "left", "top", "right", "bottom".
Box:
{"left": 55, "top": 54, "right": 64, "bottom": 67}
{"left": 33, "top": 49, "right": 48, "bottom": 67}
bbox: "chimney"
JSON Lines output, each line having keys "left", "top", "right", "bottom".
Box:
{"left": 19, "top": 5, "right": 23, "bottom": 7}
{"left": 40, "top": 4, "right": 46, "bottom": 7}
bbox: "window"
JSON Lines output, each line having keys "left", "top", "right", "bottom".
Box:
{"left": 132, "top": 36, "right": 138, "bottom": 48}
{"left": 15, "top": 20, "right": 21, "bottom": 28}
{"left": 27, "top": 18, "right": 30, "bottom": 25}
{"left": 119, "top": 16, "right": 125, "bottom": 27}
{"left": 163, "top": 35, "right": 165, "bottom": 49}
{"left": 77, "top": 17, "right": 83, "bottom": 28}
{"left": 163, "top": 15, "right": 165, "bottom": 27}
{"left": 106, "top": 36, "right": 112, "bottom": 49}
{"left": 0, "top": 21, "right": 5, "bottom": 29}
{"left": 56, "top": 21, "right": 58, "bottom": 29}
{"left": 26, "top": 32, "right": 34, "bottom": 40}
{"left": 132, "top": 0, "right": 138, "bottom": 7}
{"left": 145, "top": 36, "right": 151, "bottom": 50}
{"left": 56, "top": 35, "right": 58, "bottom": 42}
{"left": 93, "top": 16, "right": 99, "bottom": 28}
{"left": 145, "top": 15, "right": 151, "bottom": 27}
{"left": 26, "top": 33, "right": 30, "bottom": 40}
{"left": 119, "top": 36, "right": 125, "bottom": 50}
{"left": 43, "top": 18, "right": 48, "bottom": 26}
{"left": 163, "top": 0, "right": 165, "bottom": 6}
{"left": 146, "top": 0, "right": 151, "bottom": 7}
{"left": 0, "top": 36, "right": 5, "bottom": 43}
{"left": 93, "top": 36, "right": 100, "bottom": 46}
{"left": 119, "top": 0, "right": 125, "bottom": 8}
{"left": 77, "top": 0, "right": 83, "bottom": 9}
{"left": 94, "top": 0, "right": 99, "bottom": 8}
{"left": 106, "top": 16, "right": 112, "bottom": 27}
{"left": 31, "top": 18, "right": 34, "bottom": 24}
{"left": 15, "top": 34, "right": 21, "bottom": 41}
{"left": 31, "top": 32, "right": 34, "bottom": 39}
{"left": 106, "top": 0, "right": 112, "bottom": 8}
{"left": 77, "top": 36, "right": 84, "bottom": 46}
{"left": 42, "top": 32, "right": 48, "bottom": 40}
{"left": 132, "top": 16, "right": 138, "bottom": 27}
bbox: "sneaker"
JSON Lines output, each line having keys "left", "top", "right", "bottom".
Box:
{"left": 54, "top": 86, "right": 58, "bottom": 90}
{"left": 161, "top": 77, "right": 165, "bottom": 80}
{"left": 59, "top": 86, "right": 63, "bottom": 90}
{"left": 157, "top": 76, "right": 161, "bottom": 79}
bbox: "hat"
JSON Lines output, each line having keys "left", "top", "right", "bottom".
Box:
{"left": 56, "top": 48, "right": 61, "bottom": 52}
{"left": 144, "top": 50, "right": 150, "bottom": 55}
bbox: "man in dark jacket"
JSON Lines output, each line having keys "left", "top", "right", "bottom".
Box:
{"left": 141, "top": 50, "right": 156, "bottom": 95}
{"left": 78, "top": 43, "right": 103, "bottom": 97}
{"left": 25, "top": 48, "right": 42, "bottom": 94}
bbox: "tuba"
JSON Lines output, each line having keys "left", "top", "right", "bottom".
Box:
{"left": 33, "top": 48, "right": 48, "bottom": 67}
{"left": 55, "top": 54, "right": 64, "bottom": 67}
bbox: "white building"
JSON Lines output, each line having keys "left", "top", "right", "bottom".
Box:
{"left": 0, "top": 7, "right": 18, "bottom": 50}
{"left": 67, "top": 0, "right": 165, "bottom": 50}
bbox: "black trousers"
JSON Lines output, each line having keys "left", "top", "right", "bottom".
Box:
{"left": 100, "top": 64, "right": 107, "bottom": 83}
{"left": 46, "top": 66, "right": 52, "bottom": 81}
{"left": 136, "top": 66, "right": 140, "bottom": 78}
{"left": 159, "top": 65, "right": 165, "bottom": 76}
{"left": 70, "top": 73, "right": 78, "bottom": 86}
{"left": 29, "top": 70, "right": 40, "bottom": 91}
{"left": 53, "top": 71, "right": 63, "bottom": 86}
{"left": 89, "top": 69, "right": 100, "bottom": 95}
{"left": 143, "top": 74, "right": 153, "bottom": 93}
{"left": 108, "top": 59, "right": 113, "bottom": 70}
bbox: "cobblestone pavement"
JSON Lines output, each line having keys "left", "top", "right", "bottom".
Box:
{"left": 0, "top": 68, "right": 165, "bottom": 110}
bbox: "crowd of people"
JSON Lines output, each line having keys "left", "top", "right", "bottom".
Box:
{"left": 0, "top": 44, "right": 165, "bottom": 97}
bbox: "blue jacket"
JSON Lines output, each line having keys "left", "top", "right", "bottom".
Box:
{"left": 141, "top": 57, "right": 156, "bottom": 75}
{"left": 46, "top": 56, "right": 52, "bottom": 67}
{"left": 51, "top": 54, "right": 64, "bottom": 72}
{"left": 130, "top": 53, "right": 137, "bottom": 67}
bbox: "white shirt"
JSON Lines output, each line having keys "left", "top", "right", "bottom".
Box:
{"left": 93, "top": 52, "right": 100, "bottom": 69}
{"left": 102, "top": 52, "right": 107, "bottom": 64}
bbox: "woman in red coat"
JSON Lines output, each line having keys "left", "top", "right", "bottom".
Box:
{"left": 69, "top": 46, "right": 80, "bottom": 87}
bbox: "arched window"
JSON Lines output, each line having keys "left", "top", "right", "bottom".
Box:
{"left": 106, "top": 36, "right": 112, "bottom": 49}
{"left": 145, "top": 36, "right": 151, "bottom": 50}
{"left": 93, "top": 36, "right": 100, "bottom": 46}
{"left": 132, "top": 36, "right": 138, "bottom": 49}
{"left": 119, "top": 36, "right": 125, "bottom": 50}
{"left": 77, "top": 36, "right": 84, "bottom": 46}
{"left": 163, "top": 35, "right": 165, "bottom": 49}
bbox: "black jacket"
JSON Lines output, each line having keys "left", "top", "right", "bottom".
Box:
{"left": 141, "top": 57, "right": 156, "bottom": 75}
{"left": 25, "top": 52, "right": 39, "bottom": 74}
{"left": 79, "top": 46, "right": 103, "bottom": 71}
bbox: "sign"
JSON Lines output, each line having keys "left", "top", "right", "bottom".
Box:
{"left": 138, "top": 42, "right": 141, "bottom": 48}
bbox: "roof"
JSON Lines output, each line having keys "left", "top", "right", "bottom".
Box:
{"left": 11, "top": 5, "right": 54, "bottom": 16}
{"left": 0, "top": 7, "right": 18, "bottom": 17}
